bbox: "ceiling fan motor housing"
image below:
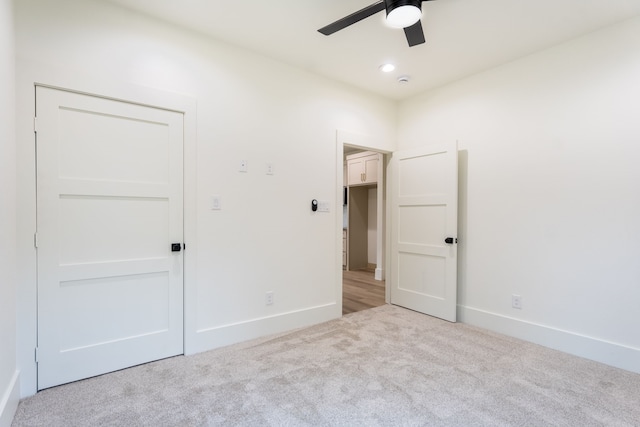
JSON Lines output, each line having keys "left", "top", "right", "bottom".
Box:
{"left": 385, "top": 0, "right": 423, "bottom": 16}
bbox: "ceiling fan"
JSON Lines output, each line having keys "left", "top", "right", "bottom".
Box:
{"left": 318, "top": 0, "right": 435, "bottom": 47}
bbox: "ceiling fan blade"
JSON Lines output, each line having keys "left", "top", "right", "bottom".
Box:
{"left": 318, "top": 1, "right": 386, "bottom": 36}
{"left": 404, "top": 19, "right": 426, "bottom": 46}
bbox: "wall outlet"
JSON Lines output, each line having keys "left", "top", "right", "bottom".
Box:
{"left": 512, "top": 294, "right": 522, "bottom": 309}
{"left": 265, "top": 291, "right": 274, "bottom": 305}
{"left": 266, "top": 163, "right": 274, "bottom": 175}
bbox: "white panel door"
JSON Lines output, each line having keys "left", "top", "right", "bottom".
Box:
{"left": 36, "top": 86, "right": 184, "bottom": 390}
{"left": 390, "top": 142, "right": 458, "bottom": 322}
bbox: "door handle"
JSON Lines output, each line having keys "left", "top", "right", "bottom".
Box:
{"left": 444, "top": 237, "right": 457, "bottom": 244}
{"left": 171, "top": 243, "right": 182, "bottom": 252}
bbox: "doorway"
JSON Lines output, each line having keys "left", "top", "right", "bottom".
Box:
{"left": 342, "top": 145, "right": 386, "bottom": 315}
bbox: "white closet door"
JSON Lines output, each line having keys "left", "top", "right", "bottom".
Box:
{"left": 36, "top": 86, "right": 184, "bottom": 389}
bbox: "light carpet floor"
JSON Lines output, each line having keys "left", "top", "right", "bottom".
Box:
{"left": 12, "top": 305, "right": 640, "bottom": 426}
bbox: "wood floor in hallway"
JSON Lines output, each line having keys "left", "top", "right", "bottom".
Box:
{"left": 342, "top": 269, "right": 386, "bottom": 315}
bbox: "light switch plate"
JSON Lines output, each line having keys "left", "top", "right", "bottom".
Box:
{"left": 318, "top": 201, "right": 330, "bottom": 212}
{"left": 211, "top": 195, "right": 222, "bottom": 210}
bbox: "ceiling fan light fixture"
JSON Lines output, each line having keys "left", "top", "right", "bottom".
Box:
{"left": 386, "top": 1, "right": 422, "bottom": 29}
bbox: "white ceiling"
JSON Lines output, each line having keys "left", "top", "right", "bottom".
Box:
{"left": 104, "top": 0, "right": 640, "bottom": 100}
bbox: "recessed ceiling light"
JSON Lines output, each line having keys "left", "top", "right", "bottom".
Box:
{"left": 379, "top": 63, "right": 396, "bottom": 73}
{"left": 397, "top": 75, "right": 410, "bottom": 84}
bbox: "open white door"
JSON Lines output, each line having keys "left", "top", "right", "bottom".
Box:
{"left": 390, "top": 142, "right": 458, "bottom": 322}
{"left": 36, "top": 86, "right": 184, "bottom": 389}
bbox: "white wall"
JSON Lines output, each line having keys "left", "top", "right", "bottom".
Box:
{"left": 0, "top": 0, "right": 19, "bottom": 424}
{"left": 398, "top": 16, "right": 640, "bottom": 373}
{"left": 14, "top": 0, "right": 396, "bottom": 396}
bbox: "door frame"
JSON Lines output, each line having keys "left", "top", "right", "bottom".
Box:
{"left": 16, "top": 63, "right": 197, "bottom": 397}
{"left": 336, "top": 130, "right": 392, "bottom": 309}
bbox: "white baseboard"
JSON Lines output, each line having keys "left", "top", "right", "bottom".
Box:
{"left": 459, "top": 305, "right": 640, "bottom": 374}
{"left": 374, "top": 268, "right": 384, "bottom": 281}
{"left": 186, "top": 303, "right": 339, "bottom": 355}
{"left": 0, "top": 371, "right": 20, "bottom": 427}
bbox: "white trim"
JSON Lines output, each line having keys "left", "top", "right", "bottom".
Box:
{"left": 187, "top": 303, "right": 337, "bottom": 355}
{"left": 335, "top": 133, "right": 345, "bottom": 315}
{"left": 459, "top": 305, "right": 640, "bottom": 374}
{"left": 375, "top": 152, "right": 385, "bottom": 282}
{"left": 337, "top": 130, "right": 392, "bottom": 155}
{"left": 0, "top": 371, "right": 20, "bottom": 427}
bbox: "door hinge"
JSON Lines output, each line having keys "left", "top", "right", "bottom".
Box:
{"left": 35, "top": 347, "right": 39, "bottom": 363}
{"left": 34, "top": 232, "right": 39, "bottom": 248}
{"left": 183, "top": 243, "right": 186, "bottom": 251}
{"left": 33, "top": 117, "right": 38, "bottom": 133}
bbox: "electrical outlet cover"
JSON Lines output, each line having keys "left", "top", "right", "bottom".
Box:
{"left": 512, "top": 294, "right": 522, "bottom": 309}
{"left": 265, "top": 291, "right": 274, "bottom": 305}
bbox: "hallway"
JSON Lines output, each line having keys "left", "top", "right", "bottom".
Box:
{"left": 342, "top": 269, "right": 385, "bottom": 315}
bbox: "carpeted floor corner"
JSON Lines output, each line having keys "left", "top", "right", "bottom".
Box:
{"left": 12, "top": 305, "right": 640, "bottom": 426}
